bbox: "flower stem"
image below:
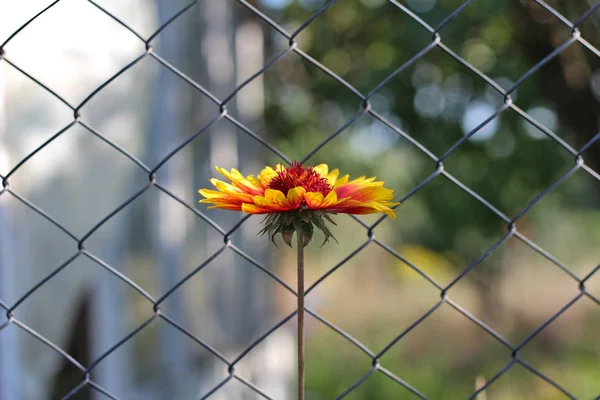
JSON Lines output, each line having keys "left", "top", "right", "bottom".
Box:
{"left": 297, "top": 234, "right": 305, "bottom": 400}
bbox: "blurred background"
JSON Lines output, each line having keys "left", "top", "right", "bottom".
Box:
{"left": 0, "top": 0, "right": 599, "bottom": 399}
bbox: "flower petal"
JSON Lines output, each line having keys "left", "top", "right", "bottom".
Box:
{"left": 286, "top": 186, "right": 306, "bottom": 208}
{"left": 257, "top": 166, "right": 277, "bottom": 187}
{"left": 261, "top": 188, "right": 287, "bottom": 205}
{"left": 216, "top": 166, "right": 263, "bottom": 195}
{"left": 206, "top": 202, "right": 243, "bottom": 211}
{"left": 334, "top": 180, "right": 393, "bottom": 202}
{"left": 334, "top": 174, "right": 349, "bottom": 187}
{"left": 313, "top": 164, "right": 329, "bottom": 177}
{"left": 247, "top": 187, "right": 307, "bottom": 213}
{"left": 208, "top": 179, "right": 255, "bottom": 202}
{"left": 329, "top": 198, "right": 399, "bottom": 219}
{"left": 246, "top": 174, "right": 263, "bottom": 189}
{"left": 251, "top": 188, "right": 301, "bottom": 212}
{"left": 198, "top": 172, "right": 258, "bottom": 211}
{"left": 324, "top": 168, "right": 340, "bottom": 185}
{"left": 305, "top": 190, "right": 338, "bottom": 209}
{"left": 241, "top": 203, "right": 273, "bottom": 214}
{"left": 198, "top": 188, "right": 226, "bottom": 199}
{"left": 304, "top": 192, "right": 324, "bottom": 209}
{"left": 313, "top": 164, "right": 341, "bottom": 186}
{"left": 322, "top": 190, "right": 339, "bottom": 207}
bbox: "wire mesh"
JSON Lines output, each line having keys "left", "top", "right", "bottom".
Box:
{"left": 1, "top": 0, "right": 599, "bottom": 399}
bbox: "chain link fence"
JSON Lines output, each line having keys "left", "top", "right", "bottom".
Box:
{"left": 1, "top": 0, "right": 599, "bottom": 399}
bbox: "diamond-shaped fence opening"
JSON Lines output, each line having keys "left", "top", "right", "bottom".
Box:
{"left": 0, "top": 0, "right": 599, "bottom": 399}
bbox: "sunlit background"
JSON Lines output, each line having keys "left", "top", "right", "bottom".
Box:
{"left": 1, "top": 0, "right": 599, "bottom": 399}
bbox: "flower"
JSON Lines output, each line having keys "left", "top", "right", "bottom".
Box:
{"left": 199, "top": 162, "right": 399, "bottom": 247}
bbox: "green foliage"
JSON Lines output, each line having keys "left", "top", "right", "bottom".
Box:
{"left": 259, "top": 0, "right": 598, "bottom": 253}
{"left": 254, "top": 0, "right": 600, "bottom": 397}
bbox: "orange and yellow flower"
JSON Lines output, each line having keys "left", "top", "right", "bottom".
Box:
{"left": 198, "top": 162, "right": 399, "bottom": 219}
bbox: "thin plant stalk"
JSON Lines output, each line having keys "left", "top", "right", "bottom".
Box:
{"left": 297, "top": 233, "right": 305, "bottom": 400}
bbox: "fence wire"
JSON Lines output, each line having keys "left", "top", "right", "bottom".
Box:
{"left": 1, "top": 0, "right": 600, "bottom": 399}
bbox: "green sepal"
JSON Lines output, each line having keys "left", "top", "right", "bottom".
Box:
{"left": 281, "top": 224, "right": 295, "bottom": 248}
{"left": 294, "top": 219, "right": 314, "bottom": 248}
{"left": 311, "top": 211, "right": 338, "bottom": 247}
{"left": 258, "top": 209, "right": 337, "bottom": 248}
{"left": 299, "top": 209, "right": 312, "bottom": 224}
{"left": 323, "top": 212, "right": 338, "bottom": 225}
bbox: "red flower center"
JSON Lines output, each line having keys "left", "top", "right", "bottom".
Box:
{"left": 267, "top": 162, "right": 332, "bottom": 196}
